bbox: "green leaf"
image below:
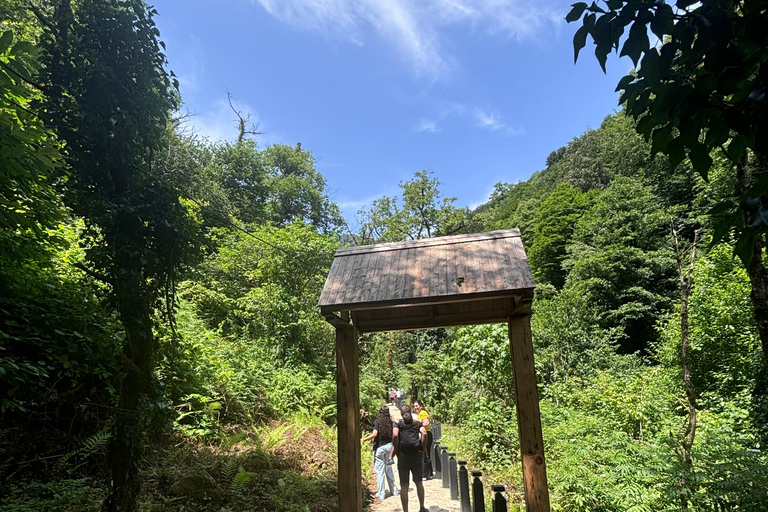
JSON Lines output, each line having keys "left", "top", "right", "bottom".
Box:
{"left": 573, "top": 25, "right": 589, "bottom": 63}
{"left": 704, "top": 124, "right": 730, "bottom": 148}
{"left": 566, "top": 2, "right": 589, "bottom": 23}
{"left": 708, "top": 201, "right": 735, "bottom": 216}
{"left": 667, "top": 137, "right": 686, "bottom": 169}
{"left": 650, "top": 3, "right": 675, "bottom": 40}
{"left": 639, "top": 48, "right": 660, "bottom": 83}
{"left": 0, "top": 31, "right": 12, "bottom": 54}
{"left": 650, "top": 125, "right": 672, "bottom": 156}
{"left": 734, "top": 230, "right": 755, "bottom": 269}
{"left": 615, "top": 74, "right": 635, "bottom": 92}
{"left": 688, "top": 143, "right": 713, "bottom": 181}
{"left": 10, "top": 41, "right": 36, "bottom": 57}
{"left": 588, "top": 2, "right": 606, "bottom": 14}
{"left": 621, "top": 20, "right": 650, "bottom": 67}
{"left": 708, "top": 214, "right": 736, "bottom": 246}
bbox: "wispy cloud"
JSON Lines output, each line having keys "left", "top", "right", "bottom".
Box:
{"left": 250, "top": 0, "right": 561, "bottom": 80}
{"left": 430, "top": 0, "right": 563, "bottom": 42}
{"left": 415, "top": 119, "right": 440, "bottom": 133}
{"left": 415, "top": 103, "right": 524, "bottom": 136}
{"left": 475, "top": 109, "right": 505, "bottom": 131}
{"left": 413, "top": 102, "right": 466, "bottom": 132}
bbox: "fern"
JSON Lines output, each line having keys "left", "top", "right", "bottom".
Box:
{"left": 56, "top": 429, "right": 111, "bottom": 474}
{"left": 221, "top": 458, "right": 238, "bottom": 492}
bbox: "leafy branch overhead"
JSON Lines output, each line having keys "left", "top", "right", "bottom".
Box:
{"left": 567, "top": 0, "right": 768, "bottom": 264}
{"left": 568, "top": 0, "right": 767, "bottom": 174}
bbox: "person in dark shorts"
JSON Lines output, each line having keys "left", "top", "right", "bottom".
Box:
{"left": 391, "top": 404, "right": 428, "bottom": 512}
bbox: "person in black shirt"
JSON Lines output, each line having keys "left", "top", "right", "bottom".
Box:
{"left": 361, "top": 406, "right": 399, "bottom": 500}
{"left": 392, "top": 404, "right": 428, "bottom": 512}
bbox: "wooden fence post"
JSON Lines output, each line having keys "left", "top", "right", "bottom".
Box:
{"left": 508, "top": 314, "right": 550, "bottom": 512}
{"left": 441, "top": 447, "right": 450, "bottom": 488}
{"left": 336, "top": 321, "right": 361, "bottom": 512}
{"left": 492, "top": 484, "right": 508, "bottom": 512}
{"left": 459, "top": 460, "right": 471, "bottom": 512}
{"left": 471, "top": 471, "right": 485, "bottom": 512}
{"left": 449, "top": 452, "right": 458, "bottom": 500}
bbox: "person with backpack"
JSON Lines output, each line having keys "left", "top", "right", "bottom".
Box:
{"left": 391, "top": 404, "right": 428, "bottom": 512}
{"left": 361, "top": 406, "right": 399, "bottom": 500}
{"left": 413, "top": 400, "right": 433, "bottom": 479}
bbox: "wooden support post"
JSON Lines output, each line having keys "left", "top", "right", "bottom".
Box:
{"left": 508, "top": 315, "right": 550, "bottom": 512}
{"left": 336, "top": 321, "right": 362, "bottom": 512}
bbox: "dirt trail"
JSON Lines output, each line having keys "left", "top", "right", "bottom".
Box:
{"left": 369, "top": 477, "right": 461, "bottom": 512}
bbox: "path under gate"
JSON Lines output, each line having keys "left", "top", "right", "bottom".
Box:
{"left": 368, "top": 478, "right": 461, "bottom": 512}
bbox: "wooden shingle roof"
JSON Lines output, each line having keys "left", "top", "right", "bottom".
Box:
{"left": 319, "top": 229, "right": 535, "bottom": 332}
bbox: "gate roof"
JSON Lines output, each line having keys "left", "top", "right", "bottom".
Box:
{"left": 318, "top": 228, "right": 535, "bottom": 332}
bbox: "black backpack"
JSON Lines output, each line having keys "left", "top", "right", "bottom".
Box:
{"left": 397, "top": 419, "right": 422, "bottom": 453}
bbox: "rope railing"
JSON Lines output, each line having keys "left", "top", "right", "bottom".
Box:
{"left": 429, "top": 420, "right": 510, "bottom": 512}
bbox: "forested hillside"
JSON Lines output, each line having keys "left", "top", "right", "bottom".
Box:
{"left": 2, "top": 1, "right": 768, "bottom": 512}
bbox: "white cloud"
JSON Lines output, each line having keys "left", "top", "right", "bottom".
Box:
{"left": 250, "top": 0, "right": 562, "bottom": 80}
{"left": 413, "top": 102, "right": 466, "bottom": 132}
{"left": 415, "top": 103, "right": 524, "bottom": 135}
{"left": 415, "top": 119, "right": 440, "bottom": 133}
{"left": 475, "top": 109, "right": 505, "bottom": 130}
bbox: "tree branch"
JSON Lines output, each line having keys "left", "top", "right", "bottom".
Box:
{"left": 73, "top": 261, "right": 114, "bottom": 285}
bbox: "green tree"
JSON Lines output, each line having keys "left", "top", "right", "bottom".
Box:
{"left": 0, "top": 28, "right": 62, "bottom": 266}
{"left": 356, "top": 170, "right": 469, "bottom": 243}
{"left": 567, "top": 0, "right": 768, "bottom": 361}
{"left": 529, "top": 182, "right": 595, "bottom": 288}
{"left": 531, "top": 288, "right": 618, "bottom": 387}
{"left": 37, "top": 2, "right": 199, "bottom": 509}
{"left": 262, "top": 143, "right": 342, "bottom": 231}
{"left": 182, "top": 222, "right": 337, "bottom": 368}
{"left": 564, "top": 176, "right": 675, "bottom": 352}
{"left": 658, "top": 244, "right": 760, "bottom": 402}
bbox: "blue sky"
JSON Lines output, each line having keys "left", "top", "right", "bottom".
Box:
{"left": 151, "top": 0, "right": 633, "bottom": 226}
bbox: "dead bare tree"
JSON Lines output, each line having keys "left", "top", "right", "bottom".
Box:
{"left": 670, "top": 219, "right": 700, "bottom": 509}
{"left": 226, "top": 91, "right": 261, "bottom": 143}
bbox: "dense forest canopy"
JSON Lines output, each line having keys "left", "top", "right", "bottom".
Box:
{"left": 2, "top": 1, "right": 768, "bottom": 511}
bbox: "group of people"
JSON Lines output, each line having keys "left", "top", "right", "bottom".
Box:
{"left": 361, "top": 392, "right": 434, "bottom": 512}
{"left": 389, "top": 387, "right": 406, "bottom": 408}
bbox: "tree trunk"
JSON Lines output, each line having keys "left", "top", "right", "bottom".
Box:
{"left": 671, "top": 222, "right": 698, "bottom": 510}
{"left": 103, "top": 238, "right": 155, "bottom": 512}
{"left": 735, "top": 155, "right": 768, "bottom": 362}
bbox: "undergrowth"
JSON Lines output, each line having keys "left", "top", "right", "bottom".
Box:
{"left": 0, "top": 417, "right": 352, "bottom": 512}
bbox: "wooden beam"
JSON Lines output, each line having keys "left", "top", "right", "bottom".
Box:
{"left": 336, "top": 323, "right": 362, "bottom": 512}
{"left": 320, "top": 290, "right": 533, "bottom": 316}
{"left": 508, "top": 315, "right": 550, "bottom": 512}
{"left": 324, "top": 312, "right": 351, "bottom": 328}
{"left": 357, "top": 310, "right": 513, "bottom": 333}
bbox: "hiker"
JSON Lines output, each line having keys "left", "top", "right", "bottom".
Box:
{"left": 361, "top": 406, "right": 399, "bottom": 500}
{"left": 391, "top": 404, "right": 428, "bottom": 512}
{"left": 413, "top": 400, "right": 433, "bottom": 479}
{"left": 386, "top": 391, "right": 402, "bottom": 423}
{"left": 395, "top": 388, "right": 404, "bottom": 407}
